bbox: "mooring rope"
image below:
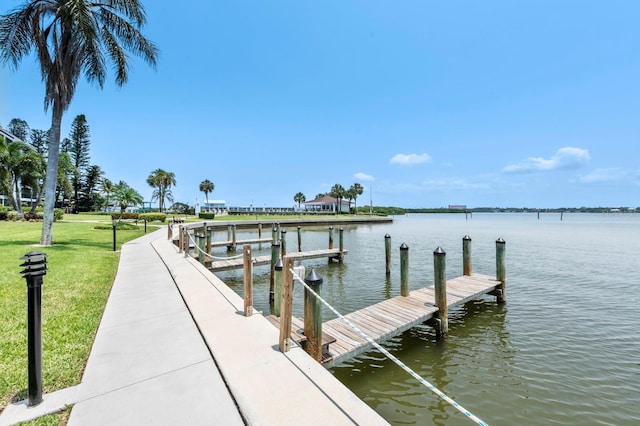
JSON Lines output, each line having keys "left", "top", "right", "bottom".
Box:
{"left": 186, "top": 231, "right": 245, "bottom": 260}
{"left": 290, "top": 269, "right": 489, "bottom": 426}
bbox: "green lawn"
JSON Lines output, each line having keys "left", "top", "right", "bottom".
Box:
{"left": 0, "top": 220, "right": 145, "bottom": 414}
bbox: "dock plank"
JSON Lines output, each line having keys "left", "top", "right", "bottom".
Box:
{"left": 208, "top": 249, "right": 348, "bottom": 272}
{"left": 265, "top": 273, "right": 499, "bottom": 367}
{"left": 322, "top": 273, "right": 498, "bottom": 367}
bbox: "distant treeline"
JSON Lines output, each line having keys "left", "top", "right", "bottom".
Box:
{"left": 356, "top": 206, "right": 638, "bottom": 215}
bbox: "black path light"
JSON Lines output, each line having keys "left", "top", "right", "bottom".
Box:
{"left": 20, "top": 251, "right": 48, "bottom": 406}
{"left": 112, "top": 220, "right": 117, "bottom": 251}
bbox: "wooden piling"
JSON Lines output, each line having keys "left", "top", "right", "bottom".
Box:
{"left": 167, "top": 221, "right": 173, "bottom": 240}
{"left": 196, "top": 233, "right": 206, "bottom": 264}
{"left": 204, "top": 222, "right": 212, "bottom": 253}
{"left": 243, "top": 245, "right": 253, "bottom": 316}
{"left": 258, "top": 223, "right": 262, "bottom": 238}
{"left": 433, "top": 246, "right": 448, "bottom": 337}
{"left": 297, "top": 225, "right": 302, "bottom": 252}
{"left": 279, "top": 256, "right": 295, "bottom": 352}
{"left": 229, "top": 224, "right": 237, "bottom": 251}
{"left": 227, "top": 224, "right": 232, "bottom": 241}
{"left": 400, "top": 243, "right": 409, "bottom": 297}
{"left": 339, "top": 228, "right": 344, "bottom": 263}
{"left": 183, "top": 229, "right": 190, "bottom": 258}
{"left": 303, "top": 269, "right": 323, "bottom": 362}
{"left": 385, "top": 234, "right": 391, "bottom": 275}
{"left": 328, "top": 226, "right": 334, "bottom": 249}
{"left": 177, "top": 225, "right": 183, "bottom": 252}
{"left": 273, "top": 259, "right": 283, "bottom": 316}
{"left": 272, "top": 226, "right": 278, "bottom": 244}
{"left": 269, "top": 241, "right": 281, "bottom": 303}
{"left": 496, "top": 238, "right": 506, "bottom": 303}
{"left": 463, "top": 235, "right": 472, "bottom": 276}
{"left": 281, "top": 230, "right": 287, "bottom": 257}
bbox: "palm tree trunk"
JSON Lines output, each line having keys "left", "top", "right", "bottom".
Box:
{"left": 30, "top": 185, "right": 44, "bottom": 215}
{"left": 40, "top": 101, "right": 63, "bottom": 245}
{"left": 13, "top": 177, "right": 23, "bottom": 216}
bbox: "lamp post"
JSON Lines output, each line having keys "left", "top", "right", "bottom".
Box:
{"left": 20, "top": 251, "right": 48, "bottom": 406}
{"left": 112, "top": 220, "right": 117, "bottom": 251}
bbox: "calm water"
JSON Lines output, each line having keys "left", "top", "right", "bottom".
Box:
{"left": 219, "top": 213, "right": 640, "bottom": 425}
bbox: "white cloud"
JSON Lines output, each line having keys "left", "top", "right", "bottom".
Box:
{"left": 354, "top": 172, "right": 375, "bottom": 181}
{"left": 390, "top": 153, "right": 431, "bottom": 165}
{"left": 578, "top": 168, "right": 628, "bottom": 183}
{"left": 503, "top": 147, "right": 590, "bottom": 173}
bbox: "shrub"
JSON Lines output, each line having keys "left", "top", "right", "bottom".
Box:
{"left": 94, "top": 221, "right": 140, "bottom": 231}
{"left": 138, "top": 213, "right": 166, "bottom": 223}
{"left": 198, "top": 212, "right": 215, "bottom": 220}
{"left": 110, "top": 212, "right": 139, "bottom": 221}
{"left": 6, "top": 211, "right": 20, "bottom": 221}
{"left": 54, "top": 208, "right": 64, "bottom": 221}
{"left": 23, "top": 211, "right": 44, "bottom": 221}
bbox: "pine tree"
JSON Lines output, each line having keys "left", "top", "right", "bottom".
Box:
{"left": 67, "top": 114, "right": 91, "bottom": 209}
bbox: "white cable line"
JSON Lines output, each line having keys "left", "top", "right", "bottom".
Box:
{"left": 186, "top": 231, "right": 245, "bottom": 260}
{"left": 290, "top": 269, "right": 489, "bottom": 426}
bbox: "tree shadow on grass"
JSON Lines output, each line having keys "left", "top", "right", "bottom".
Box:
{"left": 0, "top": 238, "right": 121, "bottom": 252}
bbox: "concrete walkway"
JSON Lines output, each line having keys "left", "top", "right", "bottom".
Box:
{"left": 2, "top": 228, "right": 388, "bottom": 425}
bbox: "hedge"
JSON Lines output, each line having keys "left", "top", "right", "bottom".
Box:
{"left": 111, "top": 212, "right": 139, "bottom": 220}
{"left": 139, "top": 213, "right": 166, "bottom": 223}
{"left": 0, "top": 207, "right": 63, "bottom": 221}
{"left": 198, "top": 212, "right": 215, "bottom": 220}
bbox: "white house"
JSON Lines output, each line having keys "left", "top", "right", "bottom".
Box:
{"left": 303, "top": 195, "right": 351, "bottom": 213}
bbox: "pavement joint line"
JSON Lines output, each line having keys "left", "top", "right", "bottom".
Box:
{"left": 74, "top": 358, "right": 213, "bottom": 406}
{"left": 97, "top": 307, "right": 189, "bottom": 330}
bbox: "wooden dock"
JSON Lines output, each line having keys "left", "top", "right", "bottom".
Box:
{"left": 271, "top": 273, "right": 500, "bottom": 368}
{"left": 208, "top": 248, "right": 349, "bottom": 272}
{"left": 210, "top": 237, "right": 273, "bottom": 248}
{"left": 323, "top": 273, "right": 500, "bottom": 367}
{"left": 265, "top": 315, "right": 336, "bottom": 364}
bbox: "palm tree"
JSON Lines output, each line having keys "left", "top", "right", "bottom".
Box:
{"left": 349, "top": 183, "right": 364, "bottom": 213}
{"left": 113, "top": 181, "right": 143, "bottom": 219}
{"left": 293, "top": 192, "right": 306, "bottom": 209}
{"left": 0, "top": 0, "right": 159, "bottom": 245}
{"left": 199, "top": 179, "right": 215, "bottom": 210}
{"left": 101, "top": 178, "right": 114, "bottom": 206}
{"left": 0, "top": 139, "right": 45, "bottom": 215}
{"left": 330, "top": 184, "right": 346, "bottom": 214}
{"left": 147, "top": 169, "right": 176, "bottom": 213}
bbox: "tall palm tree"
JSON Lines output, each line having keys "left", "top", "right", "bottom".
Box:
{"left": 349, "top": 183, "right": 364, "bottom": 213}
{"left": 101, "top": 178, "right": 114, "bottom": 208}
{"left": 293, "top": 192, "right": 306, "bottom": 209}
{"left": 330, "top": 184, "right": 346, "bottom": 214}
{"left": 199, "top": 179, "right": 215, "bottom": 210}
{"left": 0, "top": 0, "right": 159, "bottom": 245}
{"left": 147, "top": 169, "right": 176, "bottom": 213}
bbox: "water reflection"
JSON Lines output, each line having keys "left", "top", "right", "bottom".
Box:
{"left": 209, "top": 214, "right": 640, "bottom": 424}
{"left": 332, "top": 298, "right": 515, "bottom": 425}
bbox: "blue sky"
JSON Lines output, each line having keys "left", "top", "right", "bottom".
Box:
{"left": 2, "top": 1, "right": 639, "bottom": 209}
